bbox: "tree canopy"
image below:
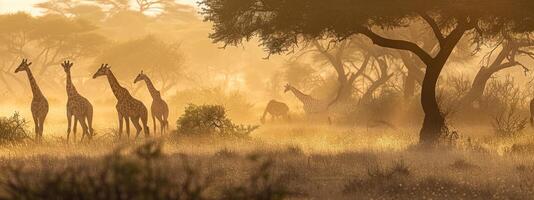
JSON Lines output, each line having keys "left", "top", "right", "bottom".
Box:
{"left": 203, "top": 0, "right": 534, "bottom": 54}
{"left": 201, "top": 0, "right": 534, "bottom": 145}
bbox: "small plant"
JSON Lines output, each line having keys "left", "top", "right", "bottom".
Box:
{"left": 221, "top": 156, "right": 294, "bottom": 200}
{"left": 492, "top": 104, "right": 527, "bottom": 138}
{"left": 176, "top": 104, "right": 258, "bottom": 138}
{"left": 0, "top": 112, "right": 30, "bottom": 145}
{"left": 343, "top": 159, "right": 410, "bottom": 195}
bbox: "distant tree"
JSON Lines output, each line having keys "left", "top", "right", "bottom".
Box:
{"left": 0, "top": 13, "right": 106, "bottom": 93}
{"left": 283, "top": 60, "right": 323, "bottom": 92}
{"left": 36, "top": 1, "right": 107, "bottom": 23}
{"left": 460, "top": 39, "right": 534, "bottom": 108}
{"left": 295, "top": 37, "right": 397, "bottom": 104}
{"left": 201, "top": 0, "right": 534, "bottom": 145}
{"left": 96, "top": 36, "right": 184, "bottom": 93}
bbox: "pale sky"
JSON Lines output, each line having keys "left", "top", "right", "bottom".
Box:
{"left": 0, "top": 0, "right": 198, "bottom": 15}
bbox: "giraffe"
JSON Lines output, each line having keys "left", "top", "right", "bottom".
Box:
{"left": 15, "top": 59, "right": 48, "bottom": 141}
{"left": 284, "top": 84, "right": 329, "bottom": 114}
{"left": 61, "top": 60, "right": 94, "bottom": 143}
{"left": 261, "top": 99, "right": 290, "bottom": 124}
{"left": 530, "top": 98, "right": 534, "bottom": 127}
{"left": 93, "top": 64, "right": 149, "bottom": 139}
{"left": 134, "top": 71, "right": 169, "bottom": 135}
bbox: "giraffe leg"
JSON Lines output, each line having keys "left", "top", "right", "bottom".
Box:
{"left": 67, "top": 112, "right": 72, "bottom": 143}
{"left": 163, "top": 110, "right": 169, "bottom": 134}
{"left": 79, "top": 117, "right": 89, "bottom": 143}
{"left": 73, "top": 117, "right": 78, "bottom": 143}
{"left": 142, "top": 113, "right": 150, "bottom": 137}
{"left": 152, "top": 113, "right": 156, "bottom": 136}
{"left": 32, "top": 115, "right": 39, "bottom": 142}
{"left": 155, "top": 115, "right": 164, "bottom": 136}
{"left": 125, "top": 116, "right": 131, "bottom": 139}
{"left": 87, "top": 107, "right": 94, "bottom": 139}
{"left": 38, "top": 115, "right": 46, "bottom": 142}
{"left": 118, "top": 113, "right": 123, "bottom": 139}
{"left": 132, "top": 117, "right": 142, "bottom": 139}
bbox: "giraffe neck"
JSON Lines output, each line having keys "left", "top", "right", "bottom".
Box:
{"left": 65, "top": 71, "right": 79, "bottom": 97}
{"left": 106, "top": 71, "right": 129, "bottom": 100}
{"left": 143, "top": 77, "right": 161, "bottom": 99}
{"left": 289, "top": 87, "right": 315, "bottom": 103}
{"left": 24, "top": 69, "right": 44, "bottom": 98}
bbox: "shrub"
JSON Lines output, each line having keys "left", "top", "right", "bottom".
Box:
{"left": 176, "top": 104, "right": 258, "bottom": 138}
{"left": 170, "top": 88, "right": 255, "bottom": 122}
{"left": 492, "top": 104, "right": 528, "bottom": 138}
{"left": 221, "top": 156, "right": 294, "bottom": 200}
{"left": 0, "top": 112, "right": 30, "bottom": 145}
{"left": 1, "top": 141, "right": 294, "bottom": 200}
{"left": 1, "top": 141, "right": 215, "bottom": 200}
{"left": 343, "top": 160, "right": 410, "bottom": 195}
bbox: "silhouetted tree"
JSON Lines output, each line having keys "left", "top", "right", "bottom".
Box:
{"left": 201, "top": 0, "right": 534, "bottom": 145}
{"left": 460, "top": 39, "right": 534, "bottom": 108}
{"left": 0, "top": 13, "right": 105, "bottom": 93}
{"left": 96, "top": 36, "right": 184, "bottom": 93}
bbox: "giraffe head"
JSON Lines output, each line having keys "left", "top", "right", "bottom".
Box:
{"left": 15, "top": 59, "right": 32, "bottom": 73}
{"left": 134, "top": 70, "right": 147, "bottom": 84}
{"left": 92, "top": 64, "right": 111, "bottom": 79}
{"left": 61, "top": 60, "right": 74, "bottom": 73}
{"left": 284, "top": 83, "right": 292, "bottom": 93}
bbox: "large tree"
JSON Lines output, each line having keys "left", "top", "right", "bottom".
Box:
{"left": 201, "top": 0, "right": 534, "bottom": 145}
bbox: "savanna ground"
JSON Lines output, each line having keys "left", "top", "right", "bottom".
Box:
{"left": 2, "top": 120, "right": 534, "bottom": 199}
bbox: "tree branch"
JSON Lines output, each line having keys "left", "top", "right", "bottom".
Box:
{"left": 357, "top": 27, "right": 433, "bottom": 66}
{"left": 419, "top": 13, "right": 444, "bottom": 44}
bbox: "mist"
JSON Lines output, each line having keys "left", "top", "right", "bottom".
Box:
{"left": 2, "top": 0, "right": 534, "bottom": 199}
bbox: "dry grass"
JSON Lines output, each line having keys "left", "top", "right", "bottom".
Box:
{"left": 1, "top": 123, "right": 534, "bottom": 199}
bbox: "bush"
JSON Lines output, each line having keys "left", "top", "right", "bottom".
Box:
{"left": 1, "top": 141, "right": 294, "bottom": 200}
{"left": 176, "top": 104, "right": 258, "bottom": 138}
{"left": 0, "top": 112, "right": 30, "bottom": 145}
{"left": 492, "top": 103, "right": 528, "bottom": 138}
{"left": 170, "top": 88, "right": 255, "bottom": 122}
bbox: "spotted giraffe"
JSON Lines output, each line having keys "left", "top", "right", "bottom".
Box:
{"left": 93, "top": 64, "right": 149, "bottom": 139}
{"left": 284, "top": 84, "right": 329, "bottom": 114}
{"left": 61, "top": 60, "right": 94, "bottom": 143}
{"left": 15, "top": 59, "right": 48, "bottom": 141}
{"left": 134, "top": 71, "right": 169, "bottom": 135}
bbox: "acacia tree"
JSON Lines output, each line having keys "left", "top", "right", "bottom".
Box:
{"left": 96, "top": 36, "right": 184, "bottom": 94}
{"left": 460, "top": 39, "right": 534, "bottom": 108}
{"left": 201, "top": 0, "right": 534, "bottom": 145}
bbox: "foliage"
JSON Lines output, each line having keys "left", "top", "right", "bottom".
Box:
{"left": 201, "top": 0, "right": 534, "bottom": 55}
{"left": 176, "top": 104, "right": 258, "bottom": 137}
{"left": 343, "top": 160, "right": 411, "bottom": 195}
{"left": 221, "top": 156, "right": 293, "bottom": 200}
{"left": 0, "top": 113, "right": 30, "bottom": 145}
{"left": 492, "top": 104, "right": 528, "bottom": 138}
{"left": 0, "top": 141, "right": 293, "bottom": 200}
{"left": 170, "top": 87, "right": 255, "bottom": 122}
{"left": 481, "top": 77, "right": 527, "bottom": 115}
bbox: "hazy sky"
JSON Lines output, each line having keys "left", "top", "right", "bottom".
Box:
{"left": 0, "top": 0, "right": 198, "bottom": 15}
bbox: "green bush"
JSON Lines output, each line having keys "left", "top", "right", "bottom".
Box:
{"left": 0, "top": 112, "right": 30, "bottom": 145}
{"left": 170, "top": 88, "right": 255, "bottom": 122}
{"left": 176, "top": 104, "right": 258, "bottom": 137}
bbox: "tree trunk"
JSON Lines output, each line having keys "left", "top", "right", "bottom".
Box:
{"left": 419, "top": 62, "right": 445, "bottom": 145}
{"left": 459, "top": 68, "right": 491, "bottom": 107}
